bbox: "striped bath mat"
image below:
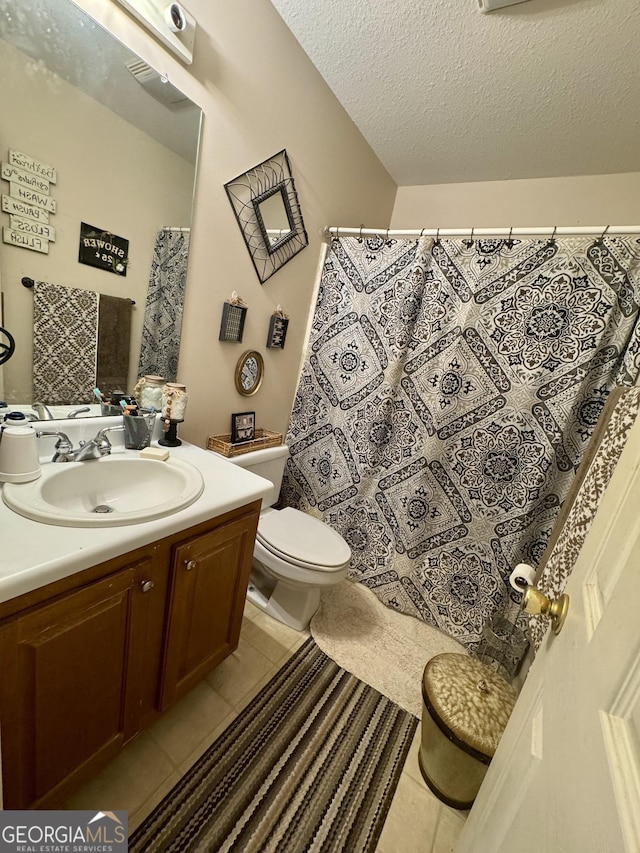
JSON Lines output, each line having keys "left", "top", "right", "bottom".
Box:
{"left": 130, "top": 639, "right": 417, "bottom": 852}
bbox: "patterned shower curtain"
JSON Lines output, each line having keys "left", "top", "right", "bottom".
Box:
{"left": 281, "top": 234, "right": 640, "bottom": 649}
{"left": 138, "top": 228, "right": 190, "bottom": 381}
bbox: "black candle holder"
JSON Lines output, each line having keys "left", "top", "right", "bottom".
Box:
{"left": 158, "top": 418, "right": 184, "bottom": 447}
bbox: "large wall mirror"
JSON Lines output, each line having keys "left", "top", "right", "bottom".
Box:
{"left": 0, "top": 0, "right": 202, "bottom": 418}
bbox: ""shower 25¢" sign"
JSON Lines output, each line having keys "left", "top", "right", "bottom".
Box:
{"left": 78, "top": 222, "right": 129, "bottom": 276}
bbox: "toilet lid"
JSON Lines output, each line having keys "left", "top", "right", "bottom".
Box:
{"left": 257, "top": 507, "right": 351, "bottom": 570}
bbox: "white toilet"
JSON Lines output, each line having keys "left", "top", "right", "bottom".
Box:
{"left": 226, "top": 445, "right": 351, "bottom": 631}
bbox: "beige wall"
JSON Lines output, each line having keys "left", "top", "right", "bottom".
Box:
{"left": 392, "top": 173, "right": 640, "bottom": 229}
{"left": 0, "top": 38, "right": 194, "bottom": 402}
{"left": 76, "top": 0, "right": 396, "bottom": 447}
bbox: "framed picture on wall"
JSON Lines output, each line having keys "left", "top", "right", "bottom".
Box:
{"left": 231, "top": 410, "right": 256, "bottom": 444}
{"left": 219, "top": 301, "right": 247, "bottom": 342}
{"left": 267, "top": 313, "right": 289, "bottom": 349}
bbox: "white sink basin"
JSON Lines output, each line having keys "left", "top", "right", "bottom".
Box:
{"left": 2, "top": 455, "right": 204, "bottom": 527}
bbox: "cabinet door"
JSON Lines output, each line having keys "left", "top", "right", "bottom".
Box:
{"left": 0, "top": 570, "right": 136, "bottom": 809}
{"left": 161, "top": 510, "right": 258, "bottom": 708}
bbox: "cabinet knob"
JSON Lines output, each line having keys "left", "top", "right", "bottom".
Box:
{"left": 185, "top": 560, "right": 197, "bottom": 571}
{"left": 140, "top": 580, "right": 155, "bottom": 593}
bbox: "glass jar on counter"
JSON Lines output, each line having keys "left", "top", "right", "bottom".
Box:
{"left": 161, "top": 383, "right": 188, "bottom": 421}
{"left": 134, "top": 375, "right": 166, "bottom": 410}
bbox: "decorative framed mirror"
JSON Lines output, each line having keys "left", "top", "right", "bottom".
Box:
{"left": 235, "top": 350, "right": 264, "bottom": 396}
{"left": 224, "top": 150, "right": 308, "bottom": 283}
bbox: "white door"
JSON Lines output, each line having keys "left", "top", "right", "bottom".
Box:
{"left": 456, "top": 411, "right": 640, "bottom": 853}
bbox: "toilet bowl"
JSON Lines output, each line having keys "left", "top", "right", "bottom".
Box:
{"left": 220, "top": 445, "right": 351, "bottom": 630}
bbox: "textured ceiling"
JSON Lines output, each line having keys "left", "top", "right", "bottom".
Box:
{"left": 270, "top": 0, "right": 640, "bottom": 186}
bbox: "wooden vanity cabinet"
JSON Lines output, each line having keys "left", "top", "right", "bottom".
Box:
{"left": 0, "top": 501, "right": 260, "bottom": 810}
{"left": 161, "top": 513, "right": 258, "bottom": 708}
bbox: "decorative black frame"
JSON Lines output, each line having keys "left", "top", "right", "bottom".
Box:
{"left": 231, "top": 410, "right": 256, "bottom": 444}
{"left": 219, "top": 301, "right": 247, "bottom": 342}
{"left": 224, "top": 150, "right": 308, "bottom": 284}
{"left": 266, "top": 314, "right": 289, "bottom": 349}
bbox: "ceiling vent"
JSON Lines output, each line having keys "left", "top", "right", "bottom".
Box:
{"left": 125, "top": 59, "right": 189, "bottom": 109}
{"left": 479, "top": 0, "right": 532, "bottom": 11}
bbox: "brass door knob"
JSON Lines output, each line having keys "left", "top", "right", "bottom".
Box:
{"left": 185, "top": 559, "right": 197, "bottom": 571}
{"left": 521, "top": 585, "right": 569, "bottom": 635}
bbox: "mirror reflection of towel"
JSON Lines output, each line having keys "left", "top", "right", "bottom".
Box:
{"left": 33, "top": 281, "right": 98, "bottom": 404}
{"left": 97, "top": 294, "right": 132, "bottom": 394}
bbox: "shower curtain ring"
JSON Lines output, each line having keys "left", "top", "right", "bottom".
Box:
{"left": 385, "top": 229, "right": 390, "bottom": 241}
{"left": 548, "top": 225, "right": 557, "bottom": 245}
{"left": 359, "top": 224, "right": 364, "bottom": 239}
{"left": 435, "top": 228, "right": 440, "bottom": 245}
{"left": 506, "top": 226, "right": 513, "bottom": 249}
{"left": 464, "top": 227, "right": 474, "bottom": 248}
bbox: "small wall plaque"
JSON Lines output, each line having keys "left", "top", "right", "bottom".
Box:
{"left": 9, "top": 149, "right": 57, "bottom": 184}
{"left": 267, "top": 311, "right": 289, "bottom": 349}
{"left": 219, "top": 293, "right": 248, "bottom": 342}
{"left": 2, "top": 148, "right": 56, "bottom": 253}
{"left": 2, "top": 226, "right": 49, "bottom": 254}
{"left": 79, "top": 222, "right": 129, "bottom": 276}
{"left": 9, "top": 184, "right": 56, "bottom": 213}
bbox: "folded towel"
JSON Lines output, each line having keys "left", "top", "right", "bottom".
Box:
{"left": 97, "top": 294, "right": 132, "bottom": 394}
{"left": 33, "top": 281, "right": 98, "bottom": 404}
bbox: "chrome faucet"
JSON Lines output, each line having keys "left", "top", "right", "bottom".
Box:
{"left": 75, "top": 425, "right": 125, "bottom": 460}
{"left": 32, "top": 402, "right": 54, "bottom": 420}
{"left": 36, "top": 430, "right": 75, "bottom": 463}
{"left": 68, "top": 407, "right": 91, "bottom": 418}
{"left": 36, "top": 424, "right": 125, "bottom": 462}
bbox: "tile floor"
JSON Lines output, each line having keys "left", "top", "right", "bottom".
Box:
{"left": 65, "top": 600, "right": 467, "bottom": 852}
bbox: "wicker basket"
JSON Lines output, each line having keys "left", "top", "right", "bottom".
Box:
{"left": 207, "top": 428, "right": 283, "bottom": 458}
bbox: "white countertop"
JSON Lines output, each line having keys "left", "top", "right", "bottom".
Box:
{"left": 0, "top": 417, "right": 270, "bottom": 605}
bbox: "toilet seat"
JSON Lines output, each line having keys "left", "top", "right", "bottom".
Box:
{"left": 256, "top": 507, "right": 351, "bottom": 572}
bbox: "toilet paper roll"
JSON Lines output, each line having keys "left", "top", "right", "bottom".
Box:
{"left": 509, "top": 562, "right": 536, "bottom": 592}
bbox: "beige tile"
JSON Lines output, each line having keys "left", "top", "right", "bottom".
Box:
{"left": 433, "top": 805, "right": 467, "bottom": 853}
{"left": 243, "top": 600, "right": 262, "bottom": 621}
{"left": 206, "top": 635, "right": 275, "bottom": 708}
{"left": 377, "top": 773, "right": 441, "bottom": 853}
{"left": 64, "top": 732, "right": 174, "bottom": 815}
{"left": 129, "top": 769, "right": 182, "bottom": 833}
{"left": 148, "top": 681, "right": 233, "bottom": 767}
{"left": 241, "top": 610, "right": 306, "bottom": 661}
{"left": 176, "top": 708, "right": 237, "bottom": 777}
{"left": 231, "top": 659, "right": 287, "bottom": 713}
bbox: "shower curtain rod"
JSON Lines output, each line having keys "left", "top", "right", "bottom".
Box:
{"left": 162, "top": 226, "right": 190, "bottom": 232}
{"left": 325, "top": 225, "right": 640, "bottom": 239}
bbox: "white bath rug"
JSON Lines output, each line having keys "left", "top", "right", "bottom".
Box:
{"left": 310, "top": 579, "right": 467, "bottom": 718}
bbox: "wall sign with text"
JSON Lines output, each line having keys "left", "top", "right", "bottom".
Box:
{"left": 1, "top": 149, "right": 57, "bottom": 254}
{"left": 79, "top": 222, "right": 129, "bottom": 276}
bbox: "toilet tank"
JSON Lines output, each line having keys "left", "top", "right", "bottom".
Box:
{"left": 226, "top": 444, "right": 289, "bottom": 507}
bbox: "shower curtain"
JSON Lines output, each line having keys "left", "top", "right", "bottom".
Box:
{"left": 281, "top": 234, "right": 640, "bottom": 649}
{"left": 138, "top": 228, "right": 190, "bottom": 381}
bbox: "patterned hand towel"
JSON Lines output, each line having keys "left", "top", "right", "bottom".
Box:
{"left": 33, "top": 281, "right": 98, "bottom": 404}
